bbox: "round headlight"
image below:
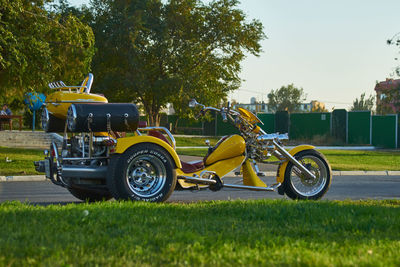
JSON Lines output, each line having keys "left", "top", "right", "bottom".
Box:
{"left": 67, "top": 105, "right": 77, "bottom": 132}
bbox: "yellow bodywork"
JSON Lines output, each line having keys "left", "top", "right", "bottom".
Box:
{"left": 237, "top": 107, "right": 262, "bottom": 124}
{"left": 276, "top": 145, "right": 315, "bottom": 183}
{"left": 242, "top": 159, "right": 267, "bottom": 187}
{"left": 177, "top": 155, "right": 245, "bottom": 188}
{"left": 46, "top": 91, "right": 108, "bottom": 119}
{"left": 114, "top": 136, "right": 182, "bottom": 169}
{"left": 205, "top": 135, "right": 245, "bottom": 165}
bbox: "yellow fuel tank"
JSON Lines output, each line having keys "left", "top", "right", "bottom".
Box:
{"left": 205, "top": 135, "right": 246, "bottom": 165}
{"left": 46, "top": 91, "right": 108, "bottom": 119}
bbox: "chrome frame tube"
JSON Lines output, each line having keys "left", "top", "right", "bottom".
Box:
{"left": 178, "top": 176, "right": 217, "bottom": 185}
{"left": 223, "top": 183, "right": 281, "bottom": 191}
{"left": 138, "top": 126, "right": 176, "bottom": 149}
{"left": 89, "top": 132, "right": 93, "bottom": 158}
{"left": 272, "top": 140, "right": 316, "bottom": 179}
{"left": 61, "top": 157, "right": 109, "bottom": 161}
{"left": 81, "top": 134, "right": 85, "bottom": 158}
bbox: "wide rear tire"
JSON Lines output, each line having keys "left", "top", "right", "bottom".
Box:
{"left": 107, "top": 143, "right": 176, "bottom": 202}
{"left": 283, "top": 149, "right": 332, "bottom": 200}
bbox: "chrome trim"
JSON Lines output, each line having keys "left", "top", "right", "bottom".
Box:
{"left": 50, "top": 142, "right": 68, "bottom": 187}
{"left": 257, "top": 133, "right": 289, "bottom": 142}
{"left": 272, "top": 140, "right": 316, "bottom": 179}
{"left": 223, "top": 183, "right": 281, "bottom": 191}
{"left": 138, "top": 127, "right": 176, "bottom": 149}
{"left": 67, "top": 105, "right": 77, "bottom": 132}
{"left": 46, "top": 100, "right": 105, "bottom": 104}
{"left": 41, "top": 108, "right": 50, "bottom": 131}
{"left": 178, "top": 176, "right": 217, "bottom": 185}
{"left": 61, "top": 157, "right": 109, "bottom": 161}
{"left": 89, "top": 132, "right": 93, "bottom": 158}
{"left": 81, "top": 73, "right": 93, "bottom": 93}
{"left": 48, "top": 73, "right": 94, "bottom": 93}
{"left": 199, "top": 170, "right": 216, "bottom": 179}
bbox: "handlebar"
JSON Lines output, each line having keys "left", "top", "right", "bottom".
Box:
{"left": 189, "top": 99, "right": 239, "bottom": 122}
{"left": 221, "top": 111, "right": 228, "bottom": 122}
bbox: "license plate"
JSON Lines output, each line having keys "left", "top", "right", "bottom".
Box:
{"left": 45, "top": 159, "right": 51, "bottom": 179}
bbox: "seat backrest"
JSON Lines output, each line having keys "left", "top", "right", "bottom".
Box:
{"left": 148, "top": 130, "right": 172, "bottom": 146}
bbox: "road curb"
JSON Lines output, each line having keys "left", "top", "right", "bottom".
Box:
{"left": 2, "top": 170, "right": 400, "bottom": 182}
{"left": 0, "top": 175, "right": 46, "bottom": 182}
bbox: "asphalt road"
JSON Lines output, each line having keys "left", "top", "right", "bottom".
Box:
{"left": 0, "top": 175, "right": 399, "bottom": 205}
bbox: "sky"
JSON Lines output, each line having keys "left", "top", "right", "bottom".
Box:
{"left": 69, "top": 0, "right": 400, "bottom": 110}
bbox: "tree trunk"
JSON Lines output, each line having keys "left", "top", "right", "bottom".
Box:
{"left": 173, "top": 118, "right": 179, "bottom": 133}
{"left": 148, "top": 112, "right": 160, "bottom": 126}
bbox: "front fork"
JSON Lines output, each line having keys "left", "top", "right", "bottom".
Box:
{"left": 240, "top": 142, "right": 316, "bottom": 190}
{"left": 272, "top": 140, "right": 316, "bottom": 180}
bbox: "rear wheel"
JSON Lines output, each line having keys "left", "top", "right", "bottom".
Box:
{"left": 283, "top": 149, "right": 331, "bottom": 200}
{"left": 107, "top": 143, "right": 176, "bottom": 202}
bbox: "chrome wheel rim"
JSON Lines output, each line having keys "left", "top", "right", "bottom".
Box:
{"left": 289, "top": 155, "right": 327, "bottom": 197}
{"left": 126, "top": 155, "right": 166, "bottom": 198}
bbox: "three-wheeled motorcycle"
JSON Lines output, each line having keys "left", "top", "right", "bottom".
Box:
{"left": 35, "top": 74, "right": 332, "bottom": 202}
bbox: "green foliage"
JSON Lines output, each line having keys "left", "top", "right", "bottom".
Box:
{"left": 376, "top": 85, "right": 400, "bottom": 114}
{"left": 0, "top": 0, "right": 95, "bottom": 110}
{"left": 267, "top": 84, "right": 307, "bottom": 113}
{"left": 89, "top": 0, "right": 265, "bottom": 125}
{"left": 350, "top": 93, "right": 375, "bottom": 111}
{"left": 387, "top": 32, "right": 400, "bottom": 76}
{"left": 0, "top": 200, "right": 400, "bottom": 266}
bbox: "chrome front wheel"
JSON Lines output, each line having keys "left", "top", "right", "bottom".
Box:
{"left": 283, "top": 149, "right": 332, "bottom": 200}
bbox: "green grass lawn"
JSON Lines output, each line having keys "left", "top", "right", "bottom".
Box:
{"left": 2, "top": 145, "right": 400, "bottom": 176}
{"left": 0, "top": 199, "right": 399, "bottom": 266}
{"left": 0, "top": 147, "right": 43, "bottom": 176}
{"left": 321, "top": 150, "right": 400, "bottom": 171}
{"left": 175, "top": 136, "right": 220, "bottom": 147}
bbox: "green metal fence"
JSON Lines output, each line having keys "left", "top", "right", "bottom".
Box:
{"left": 275, "top": 111, "right": 289, "bottom": 134}
{"left": 257, "top": 113, "right": 275, "bottom": 133}
{"left": 289, "top": 113, "right": 331, "bottom": 139}
{"left": 216, "top": 113, "right": 240, "bottom": 136}
{"left": 347, "top": 111, "right": 371, "bottom": 145}
{"left": 331, "top": 109, "right": 347, "bottom": 142}
{"left": 372, "top": 114, "right": 398, "bottom": 148}
{"left": 164, "top": 110, "right": 400, "bottom": 148}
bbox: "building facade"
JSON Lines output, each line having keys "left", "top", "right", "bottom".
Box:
{"left": 375, "top": 78, "right": 400, "bottom": 113}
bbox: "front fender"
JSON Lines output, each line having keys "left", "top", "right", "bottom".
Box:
{"left": 114, "top": 136, "right": 182, "bottom": 169}
{"left": 276, "top": 145, "right": 315, "bottom": 183}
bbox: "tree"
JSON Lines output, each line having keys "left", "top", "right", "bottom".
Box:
{"left": 350, "top": 93, "right": 375, "bottom": 111}
{"left": 387, "top": 32, "right": 400, "bottom": 76}
{"left": 267, "top": 84, "right": 307, "bottom": 113}
{"left": 0, "top": 0, "right": 95, "bottom": 110}
{"left": 311, "top": 103, "right": 328, "bottom": 113}
{"left": 89, "top": 0, "right": 265, "bottom": 125}
{"left": 376, "top": 86, "right": 400, "bottom": 114}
